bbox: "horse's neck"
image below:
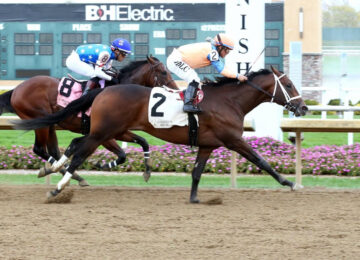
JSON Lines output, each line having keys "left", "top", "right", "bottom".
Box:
{"left": 203, "top": 78, "right": 273, "bottom": 116}
{"left": 241, "top": 78, "right": 274, "bottom": 115}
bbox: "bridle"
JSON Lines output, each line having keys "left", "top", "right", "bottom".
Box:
{"left": 150, "top": 61, "right": 175, "bottom": 87}
{"left": 271, "top": 73, "right": 302, "bottom": 112}
{"left": 245, "top": 73, "right": 302, "bottom": 113}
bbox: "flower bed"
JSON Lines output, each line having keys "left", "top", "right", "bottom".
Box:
{"left": 1, "top": 137, "right": 359, "bottom": 176}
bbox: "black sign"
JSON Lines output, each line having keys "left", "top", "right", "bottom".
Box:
{"left": 0, "top": 4, "right": 225, "bottom": 22}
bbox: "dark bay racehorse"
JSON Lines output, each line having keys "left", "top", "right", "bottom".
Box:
{"left": 0, "top": 55, "right": 178, "bottom": 184}
{"left": 15, "top": 66, "right": 308, "bottom": 202}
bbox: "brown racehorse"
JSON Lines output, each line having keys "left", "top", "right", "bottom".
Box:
{"left": 14, "top": 66, "right": 308, "bottom": 203}
{"left": 0, "top": 55, "right": 178, "bottom": 185}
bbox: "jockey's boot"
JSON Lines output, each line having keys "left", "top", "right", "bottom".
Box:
{"left": 183, "top": 80, "right": 201, "bottom": 113}
{"left": 82, "top": 77, "right": 99, "bottom": 96}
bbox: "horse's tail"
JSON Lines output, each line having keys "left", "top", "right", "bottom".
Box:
{"left": 13, "top": 89, "right": 103, "bottom": 130}
{"left": 0, "top": 90, "right": 15, "bottom": 115}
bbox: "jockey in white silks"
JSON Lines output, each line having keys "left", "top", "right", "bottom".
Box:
{"left": 66, "top": 38, "right": 131, "bottom": 95}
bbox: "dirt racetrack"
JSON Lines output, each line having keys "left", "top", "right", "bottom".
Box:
{"left": 0, "top": 185, "right": 359, "bottom": 260}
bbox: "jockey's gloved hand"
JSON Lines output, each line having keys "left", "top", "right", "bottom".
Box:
{"left": 93, "top": 66, "right": 112, "bottom": 81}
{"left": 237, "top": 74, "right": 248, "bottom": 82}
{"left": 102, "top": 67, "right": 118, "bottom": 79}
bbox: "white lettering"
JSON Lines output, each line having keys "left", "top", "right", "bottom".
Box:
{"left": 132, "top": 8, "right": 142, "bottom": 21}
{"left": 153, "top": 31, "right": 165, "bottom": 38}
{"left": 85, "top": 5, "right": 98, "bottom": 21}
{"left": 0, "top": 24, "right": 3, "bottom": 30}
{"left": 27, "top": 24, "right": 41, "bottom": 31}
{"left": 119, "top": 24, "right": 139, "bottom": 31}
{"left": 72, "top": 24, "right": 92, "bottom": 31}
{"left": 154, "top": 48, "right": 165, "bottom": 55}
{"left": 117, "top": 5, "right": 129, "bottom": 21}
{"left": 85, "top": 5, "right": 174, "bottom": 21}
{"left": 100, "top": 5, "right": 116, "bottom": 21}
{"left": 201, "top": 24, "right": 225, "bottom": 31}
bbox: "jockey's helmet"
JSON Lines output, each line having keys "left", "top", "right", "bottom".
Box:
{"left": 212, "top": 33, "right": 235, "bottom": 50}
{"left": 111, "top": 38, "right": 132, "bottom": 54}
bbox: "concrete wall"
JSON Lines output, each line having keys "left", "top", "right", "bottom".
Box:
{"left": 283, "top": 0, "right": 323, "bottom": 102}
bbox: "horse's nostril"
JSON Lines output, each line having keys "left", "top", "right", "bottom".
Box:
{"left": 302, "top": 106, "right": 309, "bottom": 112}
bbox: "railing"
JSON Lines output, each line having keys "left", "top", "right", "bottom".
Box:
{"left": 282, "top": 105, "right": 360, "bottom": 185}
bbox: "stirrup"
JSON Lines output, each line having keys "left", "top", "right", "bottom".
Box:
{"left": 183, "top": 104, "right": 201, "bottom": 113}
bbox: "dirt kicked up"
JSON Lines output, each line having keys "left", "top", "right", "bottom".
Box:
{"left": 0, "top": 185, "right": 359, "bottom": 259}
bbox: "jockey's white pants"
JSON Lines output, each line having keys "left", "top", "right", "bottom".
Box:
{"left": 66, "top": 51, "right": 112, "bottom": 81}
{"left": 167, "top": 49, "right": 201, "bottom": 86}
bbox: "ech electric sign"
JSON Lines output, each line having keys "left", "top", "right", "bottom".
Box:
{"left": 85, "top": 5, "right": 175, "bottom": 21}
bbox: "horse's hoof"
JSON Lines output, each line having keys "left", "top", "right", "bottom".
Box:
{"left": 46, "top": 189, "right": 59, "bottom": 199}
{"left": 143, "top": 172, "right": 151, "bottom": 182}
{"left": 291, "top": 183, "right": 304, "bottom": 191}
{"left": 79, "top": 179, "right": 90, "bottom": 187}
{"left": 190, "top": 197, "right": 200, "bottom": 204}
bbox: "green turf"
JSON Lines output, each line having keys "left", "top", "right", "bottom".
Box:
{"left": 1, "top": 113, "right": 359, "bottom": 148}
{"left": 0, "top": 174, "right": 359, "bottom": 189}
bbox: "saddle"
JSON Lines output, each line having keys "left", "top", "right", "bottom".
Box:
{"left": 148, "top": 87, "right": 203, "bottom": 146}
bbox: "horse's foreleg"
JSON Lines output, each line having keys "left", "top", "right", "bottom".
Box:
{"left": 227, "top": 138, "right": 299, "bottom": 190}
{"left": 97, "top": 139, "right": 126, "bottom": 170}
{"left": 190, "top": 147, "right": 214, "bottom": 203}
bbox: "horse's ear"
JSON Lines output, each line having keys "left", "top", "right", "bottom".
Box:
{"left": 147, "top": 55, "right": 156, "bottom": 65}
{"left": 270, "top": 65, "right": 280, "bottom": 76}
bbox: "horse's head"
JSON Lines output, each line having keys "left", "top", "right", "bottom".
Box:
{"left": 117, "top": 56, "right": 178, "bottom": 90}
{"left": 270, "top": 66, "right": 308, "bottom": 117}
{"left": 145, "top": 55, "right": 179, "bottom": 90}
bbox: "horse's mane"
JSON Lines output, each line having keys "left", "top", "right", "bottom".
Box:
{"left": 202, "top": 69, "right": 272, "bottom": 88}
{"left": 119, "top": 57, "right": 160, "bottom": 75}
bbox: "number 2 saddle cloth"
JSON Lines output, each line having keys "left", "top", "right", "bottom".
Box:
{"left": 148, "top": 86, "right": 201, "bottom": 128}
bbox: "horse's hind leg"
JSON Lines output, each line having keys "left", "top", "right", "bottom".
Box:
{"left": 39, "top": 128, "right": 89, "bottom": 186}
{"left": 49, "top": 134, "right": 104, "bottom": 197}
{"left": 50, "top": 135, "right": 86, "bottom": 172}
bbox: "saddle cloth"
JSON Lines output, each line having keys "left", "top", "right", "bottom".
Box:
{"left": 56, "top": 77, "right": 105, "bottom": 117}
{"left": 148, "top": 87, "right": 198, "bottom": 128}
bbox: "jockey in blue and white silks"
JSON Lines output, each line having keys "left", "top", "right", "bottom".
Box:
{"left": 66, "top": 38, "right": 131, "bottom": 95}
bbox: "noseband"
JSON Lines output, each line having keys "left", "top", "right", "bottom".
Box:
{"left": 271, "top": 73, "right": 302, "bottom": 113}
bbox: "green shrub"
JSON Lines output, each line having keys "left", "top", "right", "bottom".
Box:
{"left": 304, "top": 99, "right": 319, "bottom": 106}
{"left": 304, "top": 99, "right": 321, "bottom": 115}
{"left": 327, "top": 99, "right": 341, "bottom": 106}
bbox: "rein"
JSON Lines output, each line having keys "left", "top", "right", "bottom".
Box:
{"left": 245, "top": 73, "right": 302, "bottom": 112}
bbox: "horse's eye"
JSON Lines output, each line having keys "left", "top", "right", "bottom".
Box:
{"left": 161, "top": 71, "right": 167, "bottom": 76}
{"left": 286, "top": 83, "right": 292, "bottom": 89}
